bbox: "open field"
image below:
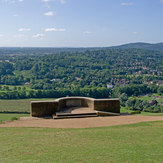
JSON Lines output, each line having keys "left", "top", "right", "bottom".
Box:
{"left": 0, "top": 121, "right": 163, "bottom": 162}
{"left": 0, "top": 113, "right": 29, "bottom": 124}
{"left": 0, "top": 99, "right": 31, "bottom": 112}
{"left": 0, "top": 84, "right": 32, "bottom": 90}
{"left": 0, "top": 98, "right": 55, "bottom": 112}
{"left": 137, "top": 95, "right": 163, "bottom": 103}
{"left": 141, "top": 112, "right": 163, "bottom": 116}
{"left": 0, "top": 99, "right": 54, "bottom": 123}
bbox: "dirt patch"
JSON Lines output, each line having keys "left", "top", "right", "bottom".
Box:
{"left": 0, "top": 115, "right": 163, "bottom": 128}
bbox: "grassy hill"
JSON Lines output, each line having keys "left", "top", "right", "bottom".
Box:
{"left": 110, "top": 42, "right": 163, "bottom": 51}
{"left": 0, "top": 121, "right": 163, "bottom": 162}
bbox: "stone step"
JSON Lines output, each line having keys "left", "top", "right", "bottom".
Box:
{"left": 56, "top": 112, "right": 96, "bottom": 116}
{"left": 53, "top": 112, "right": 98, "bottom": 119}
{"left": 96, "top": 111, "right": 120, "bottom": 116}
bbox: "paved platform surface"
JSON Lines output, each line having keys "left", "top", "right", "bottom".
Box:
{"left": 0, "top": 115, "right": 163, "bottom": 128}
{"left": 57, "top": 107, "right": 96, "bottom": 114}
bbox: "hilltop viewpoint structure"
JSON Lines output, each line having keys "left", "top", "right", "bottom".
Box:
{"left": 31, "top": 97, "right": 120, "bottom": 119}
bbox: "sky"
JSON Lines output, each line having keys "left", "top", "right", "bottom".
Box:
{"left": 0, "top": 0, "right": 163, "bottom": 47}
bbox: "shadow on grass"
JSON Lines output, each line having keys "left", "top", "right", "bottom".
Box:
{"left": 120, "top": 113, "right": 131, "bottom": 116}
{"left": 0, "top": 111, "right": 30, "bottom": 114}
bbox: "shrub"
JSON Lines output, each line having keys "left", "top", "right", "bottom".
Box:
{"left": 10, "top": 117, "right": 18, "bottom": 121}
{"left": 130, "top": 110, "right": 141, "bottom": 114}
{"left": 144, "top": 105, "right": 163, "bottom": 113}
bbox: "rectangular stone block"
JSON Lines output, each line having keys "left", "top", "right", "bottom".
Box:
{"left": 94, "top": 99, "right": 120, "bottom": 113}
{"left": 31, "top": 101, "right": 58, "bottom": 117}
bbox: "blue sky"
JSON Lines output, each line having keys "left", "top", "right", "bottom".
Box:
{"left": 0, "top": 0, "right": 163, "bottom": 47}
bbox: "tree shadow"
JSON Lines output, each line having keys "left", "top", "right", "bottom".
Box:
{"left": 120, "top": 112, "right": 131, "bottom": 116}
{"left": 0, "top": 111, "right": 30, "bottom": 114}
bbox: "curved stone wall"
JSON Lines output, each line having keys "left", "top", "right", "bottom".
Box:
{"left": 31, "top": 97, "right": 120, "bottom": 117}
{"left": 56, "top": 97, "right": 95, "bottom": 111}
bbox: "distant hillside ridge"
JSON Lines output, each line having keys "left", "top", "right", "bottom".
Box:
{"left": 1, "top": 42, "right": 163, "bottom": 55}
{"left": 109, "top": 42, "right": 163, "bottom": 51}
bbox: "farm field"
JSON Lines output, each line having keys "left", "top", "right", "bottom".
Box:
{"left": 0, "top": 121, "right": 163, "bottom": 162}
{"left": 137, "top": 95, "right": 163, "bottom": 103}
{"left": 0, "top": 98, "right": 56, "bottom": 112}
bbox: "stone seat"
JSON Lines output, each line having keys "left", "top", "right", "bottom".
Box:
{"left": 31, "top": 97, "right": 120, "bottom": 117}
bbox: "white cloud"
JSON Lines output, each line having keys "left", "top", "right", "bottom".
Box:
{"left": 44, "top": 11, "right": 54, "bottom": 16}
{"left": 121, "top": 2, "right": 133, "bottom": 6}
{"left": 0, "top": 34, "right": 4, "bottom": 37}
{"left": 132, "top": 32, "right": 139, "bottom": 35}
{"left": 2, "top": 0, "right": 15, "bottom": 3}
{"left": 18, "top": 28, "right": 31, "bottom": 32}
{"left": 42, "top": 0, "right": 51, "bottom": 2}
{"left": 161, "top": 0, "right": 163, "bottom": 3}
{"left": 59, "top": 0, "right": 66, "bottom": 4}
{"left": 32, "top": 34, "right": 45, "bottom": 38}
{"left": 13, "top": 34, "right": 24, "bottom": 38}
{"left": 2, "top": 0, "right": 24, "bottom": 3}
{"left": 45, "top": 28, "right": 66, "bottom": 32}
{"left": 13, "top": 14, "right": 19, "bottom": 17}
{"left": 83, "top": 31, "right": 92, "bottom": 34}
{"left": 41, "top": 0, "right": 66, "bottom": 9}
{"left": 42, "top": 0, "right": 66, "bottom": 4}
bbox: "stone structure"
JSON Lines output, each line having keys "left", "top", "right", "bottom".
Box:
{"left": 31, "top": 97, "right": 120, "bottom": 117}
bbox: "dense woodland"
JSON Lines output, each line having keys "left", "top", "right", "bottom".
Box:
{"left": 0, "top": 47, "right": 163, "bottom": 112}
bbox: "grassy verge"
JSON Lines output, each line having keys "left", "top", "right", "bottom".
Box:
{"left": 0, "top": 121, "right": 163, "bottom": 162}
{"left": 141, "top": 112, "right": 163, "bottom": 116}
{"left": 0, "top": 113, "right": 29, "bottom": 123}
{"left": 120, "top": 107, "right": 132, "bottom": 113}
{"left": 120, "top": 107, "right": 163, "bottom": 116}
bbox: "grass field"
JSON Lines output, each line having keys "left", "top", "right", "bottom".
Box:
{"left": 0, "top": 98, "right": 55, "bottom": 112}
{"left": 137, "top": 95, "right": 163, "bottom": 104}
{"left": 141, "top": 112, "right": 163, "bottom": 116}
{"left": 0, "top": 98, "right": 55, "bottom": 123}
{"left": 0, "top": 113, "right": 29, "bottom": 124}
{"left": 0, "top": 121, "right": 163, "bottom": 162}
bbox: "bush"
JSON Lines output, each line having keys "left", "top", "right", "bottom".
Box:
{"left": 130, "top": 110, "right": 141, "bottom": 114}
{"left": 143, "top": 105, "right": 163, "bottom": 113}
{"left": 10, "top": 117, "right": 18, "bottom": 121}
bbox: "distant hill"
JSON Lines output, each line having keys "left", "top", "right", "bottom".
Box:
{"left": 1, "top": 42, "right": 163, "bottom": 55}
{"left": 0, "top": 47, "right": 102, "bottom": 56}
{"left": 109, "top": 42, "right": 163, "bottom": 51}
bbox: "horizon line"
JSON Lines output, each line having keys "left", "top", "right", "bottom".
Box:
{"left": 0, "top": 41, "right": 163, "bottom": 48}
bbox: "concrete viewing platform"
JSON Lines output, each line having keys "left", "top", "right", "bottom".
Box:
{"left": 31, "top": 97, "right": 120, "bottom": 118}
